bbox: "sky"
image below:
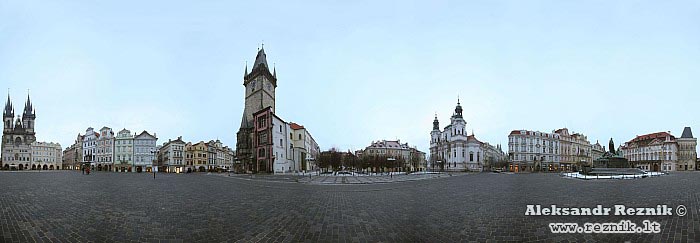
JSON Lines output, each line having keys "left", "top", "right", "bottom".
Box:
{"left": 1, "top": 0, "right": 698, "bottom": 155}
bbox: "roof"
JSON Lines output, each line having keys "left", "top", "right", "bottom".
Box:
{"left": 290, "top": 122, "right": 305, "bottom": 130}
{"left": 467, "top": 135, "right": 482, "bottom": 143}
{"left": 3, "top": 94, "right": 12, "bottom": 116}
{"left": 681, "top": 127, "right": 694, "bottom": 138}
{"left": 135, "top": 130, "right": 157, "bottom": 139}
{"left": 252, "top": 48, "right": 268, "bottom": 70}
{"left": 627, "top": 132, "right": 675, "bottom": 145}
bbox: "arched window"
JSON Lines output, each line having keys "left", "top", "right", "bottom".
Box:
{"left": 298, "top": 134, "right": 302, "bottom": 140}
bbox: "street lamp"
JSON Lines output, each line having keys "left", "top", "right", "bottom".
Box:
{"left": 150, "top": 149, "right": 158, "bottom": 174}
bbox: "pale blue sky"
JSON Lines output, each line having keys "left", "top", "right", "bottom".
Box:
{"left": 1, "top": 0, "right": 698, "bottom": 155}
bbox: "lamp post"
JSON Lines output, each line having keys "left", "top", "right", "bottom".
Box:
{"left": 150, "top": 149, "right": 158, "bottom": 178}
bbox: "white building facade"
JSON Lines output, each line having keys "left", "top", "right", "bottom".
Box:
{"left": 30, "top": 141, "right": 62, "bottom": 170}
{"left": 430, "top": 100, "right": 500, "bottom": 172}
{"left": 133, "top": 131, "right": 157, "bottom": 172}
{"left": 114, "top": 129, "right": 134, "bottom": 172}
{"left": 160, "top": 136, "right": 186, "bottom": 173}
{"left": 620, "top": 132, "right": 677, "bottom": 172}
{"left": 508, "top": 130, "right": 561, "bottom": 172}
{"left": 82, "top": 127, "right": 98, "bottom": 167}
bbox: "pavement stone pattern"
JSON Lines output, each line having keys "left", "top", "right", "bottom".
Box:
{"left": 223, "top": 173, "right": 452, "bottom": 185}
{"left": 1, "top": 171, "right": 699, "bottom": 242}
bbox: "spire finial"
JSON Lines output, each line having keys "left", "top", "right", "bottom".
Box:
{"left": 457, "top": 95, "right": 460, "bottom": 104}
{"left": 261, "top": 40, "right": 264, "bottom": 49}
{"left": 244, "top": 61, "right": 248, "bottom": 77}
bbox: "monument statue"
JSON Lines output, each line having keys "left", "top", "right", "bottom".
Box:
{"left": 609, "top": 138, "right": 615, "bottom": 155}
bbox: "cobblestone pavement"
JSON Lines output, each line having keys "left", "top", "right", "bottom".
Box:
{"left": 223, "top": 173, "right": 454, "bottom": 185}
{"left": 1, "top": 171, "right": 699, "bottom": 242}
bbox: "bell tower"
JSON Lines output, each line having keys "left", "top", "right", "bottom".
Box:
{"left": 22, "top": 92, "right": 36, "bottom": 134}
{"left": 237, "top": 46, "right": 278, "bottom": 173}
{"left": 242, "top": 46, "right": 277, "bottom": 123}
{"left": 3, "top": 93, "right": 13, "bottom": 133}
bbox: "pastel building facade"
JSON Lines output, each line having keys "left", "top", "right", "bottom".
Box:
{"left": 30, "top": 141, "right": 62, "bottom": 170}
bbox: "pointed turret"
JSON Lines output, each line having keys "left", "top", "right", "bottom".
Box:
{"left": 252, "top": 47, "right": 268, "bottom": 70}
{"left": 244, "top": 61, "right": 248, "bottom": 77}
{"left": 273, "top": 63, "right": 277, "bottom": 78}
{"left": 432, "top": 114, "right": 440, "bottom": 130}
{"left": 681, "top": 127, "right": 694, "bottom": 138}
{"left": 454, "top": 98, "right": 463, "bottom": 118}
{"left": 3, "top": 93, "right": 12, "bottom": 118}
{"left": 24, "top": 93, "right": 32, "bottom": 115}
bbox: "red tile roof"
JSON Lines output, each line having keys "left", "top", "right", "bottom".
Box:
{"left": 289, "top": 122, "right": 305, "bottom": 130}
{"left": 628, "top": 132, "right": 674, "bottom": 144}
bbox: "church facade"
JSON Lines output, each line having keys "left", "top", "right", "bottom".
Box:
{"left": 429, "top": 100, "right": 505, "bottom": 172}
{"left": 2, "top": 92, "right": 61, "bottom": 170}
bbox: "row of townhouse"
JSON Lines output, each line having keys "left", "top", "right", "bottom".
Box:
{"left": 159, "top": 137, "right": 235, "bottom": 173}
{"left": 63, "top": 127, "right": 158, "bottom": 172}
{"left": 508, "top": 128, "right": 603, "bottom": 172}
{"left": 507, "top": 126, "right": 697, "bottom": 172}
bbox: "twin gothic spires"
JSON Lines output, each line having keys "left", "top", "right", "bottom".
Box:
{"left": 3, "top": 91, "right": 34, "bottom": 118}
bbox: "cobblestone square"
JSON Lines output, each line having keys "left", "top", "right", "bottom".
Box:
{"left": 1, "top": 171, "right": 699, "bottom": 242}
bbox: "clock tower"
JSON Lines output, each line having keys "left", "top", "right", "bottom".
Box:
{"left": 236, "top": 47, "right": 278, "bottom": 173}
{"left": 243, "top": 46, "right": 277, "bottom": 123}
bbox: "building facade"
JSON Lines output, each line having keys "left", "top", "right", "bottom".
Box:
{"left": 508, "top": 130, "right": 561, "bottom": 172}
{"left": 114, "top": 128, "right": 134, "bottom": 172}
{"left": 236, "top": 48, "right": 319, "bottom": 174}
{"left": 591, "top": 141, "right": 605, "bottom": 162}
{"left": 30, "top": 141, "right": 62, "bottom": 170}
{"left": 160, "top": 136, "right": 186, "bottom": 173}
{"left": 63, "top": 134, "right": 84, "bottom": 170}
{"left": 95, "top": 127, "right": 114, "bottom": 171}
{"left": 237, "top": 47, "right": 277, "bottom": 173}
{"left": 362, "top": 139, "right": 426, "bottom": 172}
{"left": 430, "top": 100, "right": 502, "bottom": 172}
{"left": 289, "top": 123, "right": 320, "bottom": 172}
{"left": 620, "top": 132, "right": 677, "bottom": 172}
{"left": 675, "top": 127, "right": 696, "bottom": 171}
{"left": 82, "top": 127, "right": 98, "bottom": 168}
{"left": 133, "top": 131, "right": 157, "bottom": 172}
{"left": 186, "top": 141, "right": 208, "bottom": 172}
{"left": 554, "top": 128, "right": 592, "bottom": 171}
{"left": 2, "top": 94, "right": 36, "bottom": 170}
{"left": 251, "top": 107, "right": 321, "bottom": 174}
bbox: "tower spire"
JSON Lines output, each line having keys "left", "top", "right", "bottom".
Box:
{"left": 23, "top": 89, "right": 33, "bottom": 116}
{"left": 3, "top": 90, "right": 12, "bottom": 117}
{"left": 244, "top": 61, "right": 248, "bottom": 77}
{"left": 273, "top": 63, "right": 276, "bottom": 78}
